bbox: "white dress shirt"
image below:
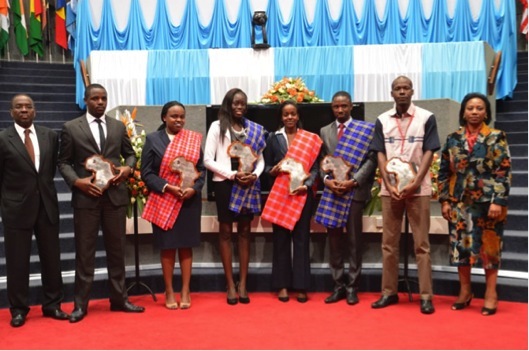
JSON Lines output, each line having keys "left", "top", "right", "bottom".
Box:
{"left": 14, "top": 123, "right": 40, "bottom": 172}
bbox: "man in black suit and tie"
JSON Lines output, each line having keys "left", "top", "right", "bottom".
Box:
{"left": 0, "top": 94, "right": 69, "bottom": 327}
{"left": 315, "top": 91, "right": 377, "bottom": 305}
{"left": 58, "top": 84, "right": 144, "bottom": 323}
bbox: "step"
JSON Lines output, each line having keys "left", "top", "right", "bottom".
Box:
{"left": 510, "top": 156, "right": 527, "bottom": 171}
{"left": 0, "top": 100, "right": 82, "bottom": 112}
{"left": 0, "top": 250, "right": 109, "bottom": 277}
{"left": 0, "top": 91, "right": 77, "bottom": 103}
{"left": 0, "top": 74, "right": 76, "bottom": 85}
{"left": 511, "top": 90, "right": 528, "bottom": 101}
{"left": 506, "top": 133, "right": 528, "bottom": 146}
{"left": 0, "top": 60, "right": 75, "bottom": 70}
{"left": 494, "top": 120, "right": 528, "bottom": 133}
{"left": 503, "top": 230, "right": 528, "bottom": 255}
{"left": 500, "top": 251, "right": 528, "bottom": 272}
{"left": 496, "top": 100, "right": 528, "bottom": 113}
{"left": 505, "top": 209, "right": 528, "bottom": 231}
{"left": 495, "top": 111, "right": 528, "bottom": 121}
{"left": 509, "top": 145, "right": 528, "bottom": 157}
{"left": 0, "top": 82, "right": 76, "bottom": 94}
{"left": 508, "top": 191, "right": 528, "bottom": 211}
{"left": 511, "top": 171, "right": 528, "bottom": 187}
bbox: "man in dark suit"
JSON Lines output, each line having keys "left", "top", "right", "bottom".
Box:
{"left": 315, "top": 91, "right": 377, "bottom": 305}
{"left": 58, "top": 84, "right": 144, "bottom": 323}
{"left": 0, "top": 94, "right": 69, "bottom": 327}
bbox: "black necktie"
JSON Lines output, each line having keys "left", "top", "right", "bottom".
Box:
{"left": 95, "top": 119, "right": 106, "bottom": 153}
{"left": 24, "top": 129, "right": 35, "bottom": 164}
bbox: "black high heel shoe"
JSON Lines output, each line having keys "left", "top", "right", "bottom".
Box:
{"left": 227, "top": 286, "right": 238, "bottom": 305}
{"left": 481, "top": 306, "right": 497, "bottom": 316}
{"left": 237, "top": 282, "right": 250, "bottom": 304}
{"left": 451, "top": 294, "right": 473, "bottom": 310}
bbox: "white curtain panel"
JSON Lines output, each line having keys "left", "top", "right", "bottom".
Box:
{"left": 89, "top": 50, "right": 149, "bottom": 111}
{"left": 208, "top": 48, "right": 275, "bottom": 104}
{"left": 353, "top": 43, "right": 423, "bottom": 103}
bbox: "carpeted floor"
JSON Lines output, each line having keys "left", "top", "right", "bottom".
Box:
{"left": 0, "top": 292, "right": 527, "bottom": 350}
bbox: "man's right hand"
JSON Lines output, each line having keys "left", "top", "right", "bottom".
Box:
{"left": 74, "top": 176, "right": 103, "bottom": 197}
{"left": 324, "top": 178, "right": 347, "bottom": 196}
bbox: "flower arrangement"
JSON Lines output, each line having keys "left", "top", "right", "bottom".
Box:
{"left": 117, "top": 108, "right": 149, "bottom": 218}
{"left": 364, "top": 153, "right": 441, "bottom": 216}
{"left": 260, "top": 77, "right": 323, "bottom": 104}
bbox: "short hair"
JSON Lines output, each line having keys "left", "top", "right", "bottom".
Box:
{"left": 458, "top": 92, "right": 492, "bottom": 126}
{"left": 10, "top": 94, "right": 34, "bottom": 108}
{"left": 391, "top": 76, "right": 413, "bottom": 90}
{"left": 84, "top": 83, "right": 106, "bottom": 100}
{"left": 160, "top": 101, "right": 186, "bottom": 123}
{"left": 331, "top": 91, "right": 352, "bottom": 102}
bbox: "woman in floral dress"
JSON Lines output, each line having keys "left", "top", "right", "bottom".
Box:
{"left": 438, "top": 92, "right": 511, "bottom": 316}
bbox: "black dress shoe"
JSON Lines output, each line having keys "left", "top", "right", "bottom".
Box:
{"left": 296, "top": 292, "right": 309, "bottom": 303}
{"left": 69, "top": 308, "right": 86, "bottom": 323}
{"left": 43, "top": 308, "right": 69, "bottom": 320}
{"left": 110, "top": 301, "right": 145, "bottom": 313}
{"left": 371, "top": 294, "right": 399, "bottom": 309}
{"left": 420, "top": 299, "right": 435, "bottom": 314}
{"left": 324, "top": 288, "right": 346, "bottom": 304}
{"left": 346, "top": 290, "right": 359, "bottom": 305}
{"left": 278, "top": 296, "right": 290, "bottom": 303}
{"left": 10, "top": 314, "right": 26, "bottom": 328}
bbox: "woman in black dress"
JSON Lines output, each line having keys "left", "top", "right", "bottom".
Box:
{"left": 141, "top": 101, "right": 205, "bottom": 310}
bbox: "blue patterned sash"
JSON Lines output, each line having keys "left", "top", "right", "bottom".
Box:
{"left": 229, "top": 118, "right": 267, "bottom": 214}
{"left": 314, "top": 120, "right": 375, "bottom": 228}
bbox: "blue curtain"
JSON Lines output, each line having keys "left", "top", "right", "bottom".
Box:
{"left": 73, "top": 0, "right": 518, "bottom": 106}
{"left": 145, "top": 50, "right": 210, "bottom": 105}
{"left": 422, "top": 41, "right": 487, "bottom": 102}
{"left": 274, "top": 46, "right": 354, "bottom": 102}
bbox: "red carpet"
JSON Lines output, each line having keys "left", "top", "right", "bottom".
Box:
{"left": 0, "top": 292, "right": 526, "bottom": 350}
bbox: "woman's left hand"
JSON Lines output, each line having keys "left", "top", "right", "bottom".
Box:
{"left": 488, "top": 203, "right": 502, "bottom": 220}
{"left": 178, "top": 188, "right": 196, "bottom": 201}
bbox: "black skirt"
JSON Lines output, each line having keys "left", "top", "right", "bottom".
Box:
{"left": 214, "top": 180, "right": 254, "bottom": 223}
{"left": 152, "top": 193, "right": 202, "bottom": 250}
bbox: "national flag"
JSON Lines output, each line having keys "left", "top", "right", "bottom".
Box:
{"left": 55, "top": 0, "right": 66, "bottom": 49}
{"left": 66, "top": 0, "right": 77, "bottom": 51}
{"left": 11, "top": 0, "right": 28, "bottom": 56}
{"left": 521, "top": 0, "right": 528, "bottom": 40}
{"left": 0, "top": 0, "right": 9, "bottom": 53}
{"left": 29, "top": 0, "right": 44, "bottom": 56}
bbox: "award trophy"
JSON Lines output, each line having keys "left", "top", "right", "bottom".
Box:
{"left": 85, "top": 155, "right": 116, "bottom": 190}
{"left": 169, "top": 156, "right": 200, "bottom": 189}
{"left": 227, "top": 141, "right": 257, "bottom": 173}
{"left": 278, "top": 157, "right": 309, "bottom": 194}
{"left": 320, "top": 155, "right": 352, "bottom": 181}
{"left": 385, "top": 157, "right": 417, "bottom": 193}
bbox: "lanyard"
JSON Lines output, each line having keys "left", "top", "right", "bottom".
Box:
{"left": 395, "top": 114, "right": 414, "bottom": 155}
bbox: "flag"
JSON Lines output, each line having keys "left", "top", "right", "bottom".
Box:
{"left": 521, "top": 0, "right": 528, "bottom": 40}
{"left": 0, "top": 0, "right": 9, "bottom": 53}
{"left": 55, "top": 0, "right": 66, "bottom": 49}
{"left": 65, "top": 0, "right": 76, "bottom": 51}
{"left": 11, "top": 0, "right": 28, "bottom": 55}
{"left": 29, "top": 0, "right": 44, "bottom": 56}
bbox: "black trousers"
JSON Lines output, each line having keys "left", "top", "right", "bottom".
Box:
{"left": 327, "top": 200, "right": 364, "bottom": 292}
{"left": 4, "top": 198, "right": 63, "bottom": 317}
{"left": 73, "top": 195, "right": 128, "bottom": 310}
{"left": 271, "top": 194, "right": 314, "bottom": 291}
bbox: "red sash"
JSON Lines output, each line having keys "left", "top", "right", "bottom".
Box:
{"left": 142, "top": 130, "right": 202, "bottom": 230}
{"left": 261, "top": 129, "right": 322, "bottom": 231}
